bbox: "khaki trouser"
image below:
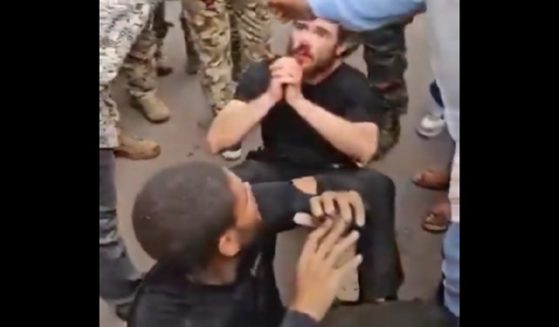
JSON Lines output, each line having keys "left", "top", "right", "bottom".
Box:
{"left": 181, "top": 0, "right": 271, "bottom": 113}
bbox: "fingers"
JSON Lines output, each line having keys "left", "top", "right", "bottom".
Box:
{"left": 324, "top": 230, "right": 359, "bottom": 268}
{"left": 347, "top": 191, "right": 365, "bottom": 227}
{"left": 336, "top": 195, "right": 353, "bottom": 225}
{"left": 270, "top": 58, "right": 302, "bottom": 88}
{"left": 309, "top": 195, "right": 323, "bottom": 218}
{"left": 310, "top": 191, "right": 366, "bottom": 227}
{"left": 271, "top": 74, "right": 297, "bottom": 86}
{"left": 270, "top": 67, "right": 298, "bottom": 80}
{"left": 298, "top": 219, "right": 333, "bottom": 269}
{"left": 313, "top": 219, "right": 348, "bottom": 261}
{"left": 270, "top": 58, "right": 301, "bottom": 77}
{"left": 321, "top": 192, "right": 337, "bottom": 217}
{"left": 310, "top": 191, "right": 336, "bottom": 218}
{"left": 335, "top": 254, "right": 363, "bottom": 279}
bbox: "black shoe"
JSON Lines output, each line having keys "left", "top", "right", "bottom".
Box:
{"left": 157, "top": 65, "right": 174, "bottom": 77}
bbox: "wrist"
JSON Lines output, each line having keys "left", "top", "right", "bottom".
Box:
{"left": 288, "top": 94, "right": 308, "bottom": 110}
{"left": 289, "top": 298, "right": 322, "bottom": 322}
{"left": 257, "top": 93, "right": 278, "bottom": 111}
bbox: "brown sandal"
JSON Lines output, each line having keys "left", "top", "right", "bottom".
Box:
{"left": 413, "top": 168, "right": 450, "bottom": 190}
{"left": 422, "top": 201, "right": 451, "bottom": 233}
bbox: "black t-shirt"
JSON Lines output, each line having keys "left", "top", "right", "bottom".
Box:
{"left": 234, "top": 61, "right": 385, "bottom": 169}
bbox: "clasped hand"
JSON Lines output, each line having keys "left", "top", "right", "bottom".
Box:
{"left": 265, "top": 57, "right": 304, "bottom": 105}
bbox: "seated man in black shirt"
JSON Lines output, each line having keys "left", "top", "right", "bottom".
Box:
{"left": 207, "top": 18, "right": 400, "bottom": 303}
{"left": 129, "top": 161, "right": 367, "bottom": 327}
{"left": 207, "top": 18, "right": 383, "bottom": 169}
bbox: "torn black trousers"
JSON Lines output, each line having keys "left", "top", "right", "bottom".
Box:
{"left": 231, "top": 158, "right": 403, "bottom": 304}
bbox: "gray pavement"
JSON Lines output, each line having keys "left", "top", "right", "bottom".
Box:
{"left": 100, "top": 3, "right": 453, "bottom": 326}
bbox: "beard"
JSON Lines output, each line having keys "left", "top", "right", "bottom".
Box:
{"left": 287, "top": 40, "right": 338, "bottom": 80}
{"left": 302, "top": 53, "right": 337, "bottom": 79}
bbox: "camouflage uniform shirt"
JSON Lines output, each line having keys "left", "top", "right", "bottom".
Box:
{"left": 99, "top": 0, "right": 160, "bottom": 149}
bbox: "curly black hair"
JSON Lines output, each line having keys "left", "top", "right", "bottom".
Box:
{"left": 132, "top": 161, "right": 236, "bottom": 269}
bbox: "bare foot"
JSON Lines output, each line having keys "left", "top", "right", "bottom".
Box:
{"left": 412, "top": 168, "right": 450, "bottom": 190}
{"left": 422, "top": 200, "right": 451, "bottom": 233}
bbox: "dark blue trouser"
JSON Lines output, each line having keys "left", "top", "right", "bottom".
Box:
{"left": 442, "top": 222, "right": 459, "bottom": 318}
{"left": 99, "top": 150, "right": 142, "bottom": 305}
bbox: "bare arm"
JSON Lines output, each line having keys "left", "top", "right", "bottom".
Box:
{"left": 207, "top": 95, "right": 276, "bottom": 154}
{"left": 290, "top": 98, "right": 378, "bottom": 165}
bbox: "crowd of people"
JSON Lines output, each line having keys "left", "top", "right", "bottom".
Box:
{"left": 100, "top": 0, "right": 459, "bottom": 326}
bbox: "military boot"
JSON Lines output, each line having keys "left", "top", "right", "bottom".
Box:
{"left": 115, "top": 130, "right": 161, "bottom": 160}
{"left": 130, "top": 91, "right": 171, "bottom": 123}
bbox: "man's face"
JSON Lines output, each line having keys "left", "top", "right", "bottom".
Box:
{"left": 287, "top": 19, "right": 344, "bottom": 77}
{"left": 218, "top": 170, "right": 262, "bottom": 257}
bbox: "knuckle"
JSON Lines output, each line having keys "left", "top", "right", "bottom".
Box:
{"left": 347, "top": 190, "right": 360, "bottom": 200}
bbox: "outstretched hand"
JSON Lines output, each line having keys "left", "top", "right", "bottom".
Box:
{"left": 290, "top": 219, "right": 362, "bottom": 322}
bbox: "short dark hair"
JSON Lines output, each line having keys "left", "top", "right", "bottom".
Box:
{"left": 132, "top": 161, "right": 235, "bottom": 269}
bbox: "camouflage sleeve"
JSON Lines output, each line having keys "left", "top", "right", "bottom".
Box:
{"left": 233, "top": 61, "right": 271, "bottom": 103}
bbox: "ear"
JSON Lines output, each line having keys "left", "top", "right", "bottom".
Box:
{"left": 218, "top": 229, "right": 241, "bottom": 257}
{"left": 335, "top": 43, "right": 348, "bottom": 57}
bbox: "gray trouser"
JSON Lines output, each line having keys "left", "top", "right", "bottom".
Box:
{"left": 99, "top": 149, "right": 142, "bottom": 305}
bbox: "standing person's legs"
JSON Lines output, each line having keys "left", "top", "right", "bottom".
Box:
{"left": 179, "top": 7, "right": 201, "bottom": 75}
{"left": 442, "top": 223, "right": 459, "bottom": 319}
{"left": 217, "top": 0, "right": 271, "bottom": 160}
{"left": 413, "top": 141, "right": 455, "bottom": 233}
{"left": 102, "top": 85, "right": 160, "bottom": 161}
{"left": 315, "top": 169, "right": 403, "bottom": 301}
{"left": 362, "top": 23, "right": 408, "bottom": 159}
{"left": 153, "top": 1, "right": 174, "bottom": 77}
{"left": 99, "top": 150, "right": 143, "bottom": 313}
{"left": 442, "top": 142, "right": 459, "bottom": 318}
{"left": 182, "top": 0, "right": 234, "bottom": 116}
{"left": 122, "top": 23, "right": 171, "bottom": 123}
{"left": 417, "top": 81, "right": 446, "bottom": 138}
{"left": 226, "top": 0, "right": 243, "bottom": 81}
{"left": 232, "top": 0, "right": 272, "bottom": 75}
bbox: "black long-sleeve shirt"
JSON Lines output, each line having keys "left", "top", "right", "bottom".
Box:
{"left": 129, "top": 182, "right": 318, "bottom": 327}
{"left": 281, "top": 312, "right": 317, "bottom": 327}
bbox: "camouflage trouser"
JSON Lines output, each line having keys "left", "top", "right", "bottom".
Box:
{"left": 179, "top": 6, "right": 199, "bottom": 58}
{"left": 362, "top": 23, "right": 408, "bottom": 158}
{"left": 153, "top": 2, "right": 172, "bottom": 61}
{"left": 182, "top": 0, "right": 272, "bottom": 113}
{"left": 121, "top": 16, "right": 158, "bottom": 99}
